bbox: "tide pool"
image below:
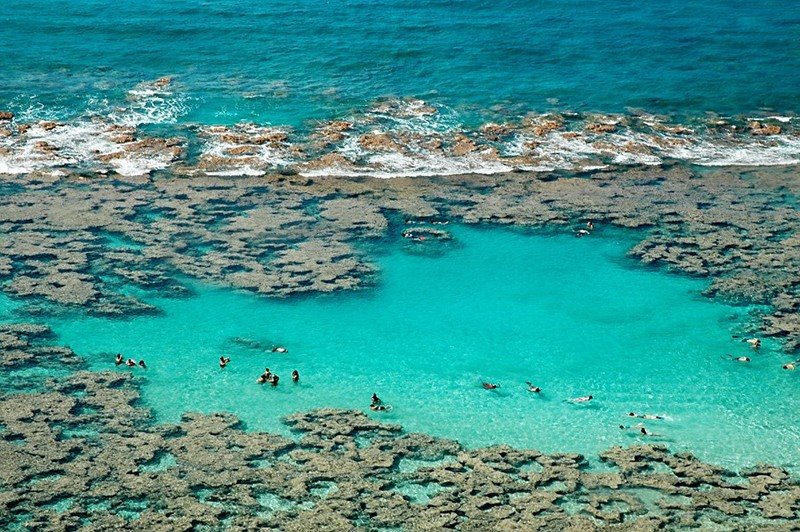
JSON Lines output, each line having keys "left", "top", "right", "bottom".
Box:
{"left": 47, "top": 226, "right": 798, "bottom": 471}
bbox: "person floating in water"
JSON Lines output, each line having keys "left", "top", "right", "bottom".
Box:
{"left": 291, "top": 370, "right": 299, "bottom": 382}
{"left": 138, "top": 360, "right": 147, "bottom": 369}
{"left": 628, "top": 412, "right": 664, "bottom": 421}
{"left": 219, "top": 356, "right": 231, "bottom": 368}
{"left": 370, "top": 404, "right": 390, "bottom": 411}
{"left": 115, "top": 353, "right": 124, "bottom": 366}
{"left": 270, "top": 374, "right": 280, "bottom": 386}
{"left": 575, "top": 229, "right": 590, "bottom": 238}
{"left": 722, "top": 354, "right": 751, "bottom": 363}
{"left": 569, "top": 395, "right": 593, "bottom": 403}
{"left": 746, "top": 338, "right": 761, "bottom": 350}
{"left": 271, "top": 346, "right": 287, "bottom": 353}
{"left": 482, "top": 382, "right": 499, "bottom": 390}
{"left": 526, "top": 382, "right": 541, "bottom": 393}
{"left": 620, "top": 424, "right": 652, "bottom": 436}
{"left": 783, "top": 361, "right": 798, "bottom": 371}
{"left": 125, "top": 358, "right": 136, "bottom": 367}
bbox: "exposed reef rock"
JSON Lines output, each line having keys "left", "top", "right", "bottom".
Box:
{"left": 0, "top": 165, "right": 797, "bottom": 352}
{"left": 1, "top": 326, "right": 798, "bottom": 530}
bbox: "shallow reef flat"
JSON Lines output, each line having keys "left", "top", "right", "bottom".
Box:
{"left": 1, "top": 324, "right": 799, "bottom": 530}
{"left": 1, "top": 164, "right": 800, "bottom": 529}
{"left": 0, "top": 164, "right": 799, "bottom": 350}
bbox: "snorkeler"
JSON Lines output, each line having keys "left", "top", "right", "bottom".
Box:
{"left": 569, "top": 395, "right": 593, "bottom": 403}
{"left": 627, "top": 412, "right": 664, "bottom": 420}
{"left": 115, "top": 353, "right": 124, "bottom": 366}
{"left": 482, "top": 382, "right": 500, "bottom": 390}
{"left": 619, "top": 424, "right": 653, "bottom": 436}
{"left": 138, "top": 360, "right": 147, "bottom": 369}
{"left": 746, "top": 338, "right": 761, "bottom": 350}
{"left": 722, "top": 355, "right": 751, "bottom": 363}
{"left": 370, "top": 404, "right": 390, "bottom": 412}
{"left": 291, "top": 370, "right": 299, "bottom": 383}
{"left": 219, "top": 356, "right": 231, "bottom": 368}
{"left": 526, "top": 381, "right": 541, "bottom": 393}
{"left": 576, "top": 229, "right": 590, "bottom": 238}
{"left": 783, "top": 361, "right": 799, "bottom": 371}
{"left": 125, "top": 358, "right": 136, "bottom": 367}
{"left": 271, "top": 346, "right": 288, "bottom": 353}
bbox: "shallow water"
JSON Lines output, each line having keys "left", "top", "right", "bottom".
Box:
{"left": 44, "top": 225, "right": 799, "bottom": 471}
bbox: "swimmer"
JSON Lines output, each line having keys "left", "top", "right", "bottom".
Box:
{"left": 256, "top": 375, "right": 268, "bottom": 384}
{"left": 271, "top": 346, "right": 288, "bottom": 353}
{"left": 271, "top": 374, "right": 280, "bottom": 386}
{"left": 138, "top": 360, "right": 147, "bottom": 369}
{"left": 219, "top": 356, "right": 231, "bottom": 368}
{"left": 627, "top": 412, "right": 665, "bottom": 421}
{"left": 482, "top": 382, "right": 500, "bottom": 390}
{"left": 619, "top": 424, "right": 652, "bottom": 436}
{"left": 525, "top": 381, "right": 541, "bottom": 393}
{"left": 746, "top": 338, "right": 761, "bottom": 350}
{"left": 371, "top": 393, "right": 382, "bottom": 406}
{"left": 722, "top": 355, "right": 751, "bottom": 363}
{"left": 125, "top": 358, "right": 136, "bottom": 367}
{"left": 370, "top": 404, "right": 391, "bottom": 412}
{"left": 586, "top": 220, "right": 594, "bottom": 230}
{"left": 783, "top": 361, "right": 798, "bottom": 371}
{"left": 569, "top": 395, "right": 593, "bottom": 403}
{"left": 115, "top": 353, "right": 124, "bottom": 366}
{"left": 575, "top": 229, "right": 590, "bottom": 238}
{"left": 291, "top": 370, "right": 299, "bottom": 383}
{"left": 262, "top": 368, "right": 272, "bottom": 380}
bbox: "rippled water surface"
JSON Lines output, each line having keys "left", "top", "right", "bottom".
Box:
{"left": 3, "top": 0, "right": 799, "bottom": 124}
{"left": 45, "top": 226, "right": 800, "bottom": 471}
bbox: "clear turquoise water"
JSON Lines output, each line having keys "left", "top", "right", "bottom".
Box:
{"left": 2, "top": 0, "right": 799, "bottom": 126}
{"left": 45, "top": 226, "right": 799, "bottom": 471}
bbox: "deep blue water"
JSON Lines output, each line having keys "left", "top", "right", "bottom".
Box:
{"left": 2, "top": 0, "right": 800, "bottom": 126}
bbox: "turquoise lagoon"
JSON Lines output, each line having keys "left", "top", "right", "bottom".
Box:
{"left": 43, "top": 225, "right": 800, "bottom": 472}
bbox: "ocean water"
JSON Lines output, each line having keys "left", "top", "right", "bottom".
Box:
{"left": 45, "top": 226, "right": 800, "bottom": 471}
{"left": 3, "top": 0, "right": 800, "bottom": 124}
{"left": 2, "top": 1, "right": 800, "bottom": 176}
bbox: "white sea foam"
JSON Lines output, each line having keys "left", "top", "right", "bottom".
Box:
{"left": 3, "top": 89, "right": 800, "bottom": 178}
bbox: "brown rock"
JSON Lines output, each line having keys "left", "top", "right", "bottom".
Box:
{"left": 749, "top": 121, "right": 781, "bottom": 136}
{"left": 586, "top": 122, "right": 617, "bottom": 133}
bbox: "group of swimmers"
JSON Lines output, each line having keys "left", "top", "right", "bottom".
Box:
{"left": 254, "top": 367, "right": 299, "bottom": 386}
{"left": 481, "top": 380, "right": 592, "bottom": 403}
{"left": 725, "top": 337, "right": 799, "bottom": 371}
{"left": 115, "top": 353, "right": 146, "bottom": 369}
{"left": 575, "top": 220, "right": 594, "bottom": 238}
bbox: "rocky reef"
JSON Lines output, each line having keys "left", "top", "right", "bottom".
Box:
{"left": 1, "top": 324, "right": 798, "bottom": 531}
{"left": 1, "top": 162, "right": 800, "bottom": 529}
{"left": 0, "top": 164, "right": 798, "bottom": 353}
